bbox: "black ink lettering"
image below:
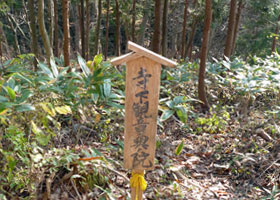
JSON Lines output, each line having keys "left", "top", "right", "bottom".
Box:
{"left": 133, "top": 102, "right": 151, "bottom": 122}
{"left": 134, "top": 124, "right": 147, "bottom": 135}
{"left": 131, "top": 135, "right": 149, "bottom": 149}
{"left": 135, "top": 90, "right": 149, "bottom": 104}
{"left": 131, "top": 150, "right": 153, "bottom": 168}
{"left": 133, "top": 67, "right": 152, "bottom": 90}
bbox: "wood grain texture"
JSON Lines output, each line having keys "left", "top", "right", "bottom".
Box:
{"left": 128, "top": 41, "right": 177, "bottom": 67}
{"left": 124, "top": 57, "right": 161, "bottom": 170}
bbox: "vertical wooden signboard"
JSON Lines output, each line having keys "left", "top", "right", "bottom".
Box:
{"left": 111, "top": 41, "right": 177, "bottom": 200}
{"left": 124, "top": 56, "right": 161, "bottom": 170}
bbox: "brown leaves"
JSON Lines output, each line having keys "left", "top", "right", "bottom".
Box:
{"left": 255, "top": 128, "right": 273, "bottom": 142}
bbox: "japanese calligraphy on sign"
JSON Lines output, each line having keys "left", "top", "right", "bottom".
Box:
{"left": 131, "top": 67, "right": 152, "bottom": 168}
{"left": 123, "top": 57, "right": 161, "bottom": 170}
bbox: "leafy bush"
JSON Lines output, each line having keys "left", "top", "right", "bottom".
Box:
{"left": 209, "top": 54, "right": 280, "bottom": 99}
{"left": 0, "top": 54, "right": 124, "bottom": 197}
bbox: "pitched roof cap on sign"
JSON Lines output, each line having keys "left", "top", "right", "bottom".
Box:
{"left": 128, "top": 41, "right": 177, "bottom": 67}
{"left": 110, "top": 41, "right": 177, "bottom": 67}
{"left": 111, "top": 52, "right": 142, "bottom": 66}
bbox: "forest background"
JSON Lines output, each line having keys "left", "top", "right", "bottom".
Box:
{"left": 1, "top": 0, "right": 279, "bottom": 62}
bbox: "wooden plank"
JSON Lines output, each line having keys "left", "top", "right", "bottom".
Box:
{"left": 124, "top": 57, "right": 161, "bottom": 170}
{"left": 111, "top": 52, "right": 142, "bottom": 66}
{"left": 128, "top": 41, "right": 177, "bottom": 67}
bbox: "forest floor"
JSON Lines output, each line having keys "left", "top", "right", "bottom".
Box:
{"left": 36, "top": 111, "right": 280, "bottom": 200}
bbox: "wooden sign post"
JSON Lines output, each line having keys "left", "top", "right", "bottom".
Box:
{"left": 111, "top": 41, "right": 177, "bottom": 200}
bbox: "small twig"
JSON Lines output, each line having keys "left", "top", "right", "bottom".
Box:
{"left": 172, "top": 170, "right": 205, "bottom": 191}
{"left": 71, "top": 178, "right": 82, "bottom": 200}
{"left": 46, "top": 178, "right": 52, "bottom": 199}
{"left": 257, "top": 158, "right": 280, "bottom": 180}
{"left": 61, "top": 170, "right": 74, "bottom": 182}
{"left": 100, "top": 164, "right": 130, "bottom": 183}
{"left": 250, "top": 158, "right": 280, "bottom": 195}
{"left": 172, "top": 115, "right": 184, "bottom": 125}
{"left": 79, "top": 138, "right": 84, "bottom": 146}
{"left": 63, "top": 184, "right": 76, "bottom": 199}
{"left": 79, "top": 156, "right": 102, "bottom": 161}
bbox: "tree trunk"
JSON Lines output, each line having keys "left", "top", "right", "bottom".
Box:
{"left": 104, "top": 0, "right": 110, "bottom": 60}
{"left": 48, "top": 0, "right": 54, "bottom": 49}
{"left": 38, "top": 0, "right": 53, "bottom": 65}
{"left": 137, "top": 0, "right": 149, "bottom": 46}
{"left": 62, "top": 0, "right": 70, "bottom": 67}
{"left": 131, "top": 0, "right": 136, "bottom": 42}
{"left": 198, "top": 0, "right": 212, "bottom": 111}
{"left": 74, "top": 5, "right": 81, "bottom": 55}
{"left": 0, "top": 24, "right": 10, "bottom": 58}
{"left": 53, "top": 0, "right": 59, "bottom": 57}
{"left": 272, "top": 15, "right": 280, "bottom": 53}
{"left": 186, "top": 16, "right": 198, "bottom": 60}
{"left": 85, "top": 0, "right": 90, "bottom": 60}
{"left": 94, "top": 0, "right": 102, "bottom": 56}
{"left": 124, "top": 19, "right": 130, "bottom": 52}
{"left": 181, "top": 0, "right": 189, "bottom": 59}
{"left": 162, "top": 0, "right": 168, "bottom": 56}
{"left": 0, "top": 24, "right": 2, "bottom": 60}
{"left": 27, "top": 0, "right": 39, "bottom": 68}
{"left": 152, "top": 0, "right": 161, "bottom": 53}
{"left": 208, "top": 23, "right": 216, "bottom": 56}
{"left": 115, "top": 0, "right": 121, "bottom": 56}
{"left": 224, "top": 0, "right": 237, "bottom": 58}
{"left": 6, "top": 14, "right": 20, "bottom": 55}
{"left": 170, "top": 31, "right": 177, "bottom": 57}
{"left": 231, "top": 0, "right": 244, "bottom": 55}
{"left": 186, "top": 0, "right": 198, "bottom": 59}
{"left": 80, "top": 0, "right": 85, "bottom": 58}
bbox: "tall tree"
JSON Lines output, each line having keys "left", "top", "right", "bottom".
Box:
{"left": 85, "top": 0, "right": 90, "bottom": 60}
{"left": 104, "top": 0, "right": 110, "bottom": 60}
{"left": 62, "top": 0, "right": 70, "bottom": 67}
{"left": 74, "top": 4, "right": 81, "bottom": 55}
{"left": 48, "top": 0, "right": 54, "bottom": 49}
{"left": 162, "top": 0, "right": 168, "bottom": 56}
{"left": 53, "top": 0, "right": 59, "bottom": 57}
{"left": 0, "top": 23, "right": 10, "bottom": 58}
{"left": 231, "top": 0, "right": 244, "bottom": 55}
{"left": 137, "top": 0, "right": 149, "bottom": 46}
{"left": 38, "top": 0, "right": 53, "bottom": 65}
{"left": 152, "top": 0, "right": 161, "bottom": 53}
{"left": 80, "top": 0, "right": 85, "bottom": 58}
{"left": 198, "top": 0, "right": 212, "bottom": 111}
{"left": 0, "top": 23, "right": 2, "bottom": 59}
{"left": 131, "top": 0, "right": 136, "bottom": 42}
{"left": 186, "top": 0, "right": 198, "bottom": 60}
{"left": 224, "top": 0, "right": 237, "bottom": 58}
{"left": 115, "top": 0, "right": 121, "bottom": 56}
{"left": 27, "top": 0, "right": 39, "bottom": 67}
{"left": 181, "top": 0, "right": 189, "bottom": 59}
{"left": 94, "top": 0, "right": 102, "bottom": 56}
{"left": 272, "top": 15, "right": 280, "bottom": 53}
{"left": 124, "top": 19, "right": 130, "bottom": 52}
{"left": 186, "top": 15, "right": 198, "bottom": 60}
{"left": 6, "top": 13, "right": 20, "bottom": 55}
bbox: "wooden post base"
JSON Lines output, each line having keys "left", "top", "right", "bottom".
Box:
{"left": 130, "top": 169, "right": 144, "bottom": 200}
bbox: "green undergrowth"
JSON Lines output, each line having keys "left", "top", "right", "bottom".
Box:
{"left": 0, "top": 53, "right": 280, "bottom": 199}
